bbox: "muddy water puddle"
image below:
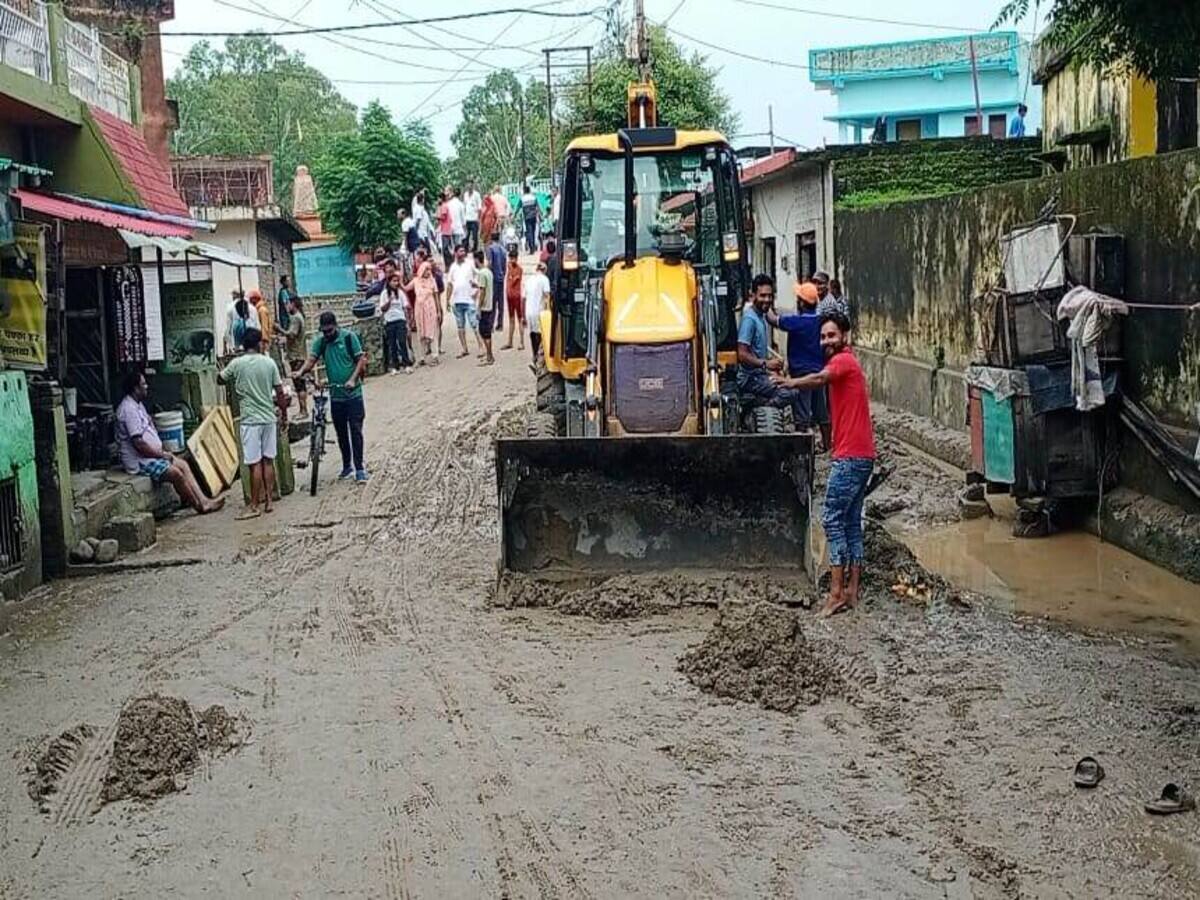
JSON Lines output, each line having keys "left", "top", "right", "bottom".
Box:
{"left": 902, "top": 516, "right": 1200, "bottom": 654}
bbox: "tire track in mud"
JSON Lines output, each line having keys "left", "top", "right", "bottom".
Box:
{"left": 834, "top": 619, "right": 1025, "bottom": 896}
{"left": 49, "top": 712, "right": 118, "bottom": 827}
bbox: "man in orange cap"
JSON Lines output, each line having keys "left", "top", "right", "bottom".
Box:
{"left": 767, "top": 280, "right": 831, "bottom": 450}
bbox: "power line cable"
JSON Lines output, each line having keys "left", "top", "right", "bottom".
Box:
{"left": 212, "top": 0, "right": 498, "bottom": 74}
{"left": 662, "top": 0, "right": 687, "bottom": 26}
{"left": 399, "top": 9, "right": 530, "bottom": 122}
{"left": 160, "top": 5, "right": 604, "bottom": 38}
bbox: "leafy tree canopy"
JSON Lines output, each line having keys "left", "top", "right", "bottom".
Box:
{"left": 446, "top": 70, "right": 552, "bottom": 189}
{"left": 994, "top": 0, "right": 1200, "bottom": 80}
{"left": 311, "top": 101, "right": 442, "bottom": 251}
{"left": 559, "top": 26, "right": 738, "bottom": 139}
{"left": 167, "top": 34, "right": 358, "bottom": 207}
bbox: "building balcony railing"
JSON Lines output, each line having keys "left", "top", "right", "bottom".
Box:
{"left": 0, "top": 0, "right": 50, "bottom": 82}
{"left": 0, "top": 0, "right": 135, "bottom": 122}
{"left": 63, "top": 16, "right": 131, "bottom": 121}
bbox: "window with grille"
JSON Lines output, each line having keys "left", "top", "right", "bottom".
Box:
{"left": 0, "top": 477, "right": 23, "bottom": 572}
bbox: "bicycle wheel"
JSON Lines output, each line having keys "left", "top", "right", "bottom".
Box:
{"left": 309, "top": 425, "right": 324, "bottom": 496}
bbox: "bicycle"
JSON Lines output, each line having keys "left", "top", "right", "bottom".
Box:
{"left": 307, "top": 381, "right": 330, "bottom": 496}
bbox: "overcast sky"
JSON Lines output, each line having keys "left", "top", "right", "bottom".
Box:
{"left": 161, "top": 0, "right": 1042, "bottom": 157}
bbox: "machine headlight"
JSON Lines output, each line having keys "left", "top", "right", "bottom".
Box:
{"left": 722, "top": 231, "right": 740, "bottom": 262}
{"left": 562, "top": 240, "right": 580, "bottom": 271}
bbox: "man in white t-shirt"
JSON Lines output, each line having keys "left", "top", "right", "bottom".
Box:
{"left": 446, "top": 188, "right": 466, "bottom": 251}
{"left": 462, "top": 181, "right": 482, "bottom": 252}
{"left": 523, "top": 260, "right": 551, "bottom": 362}
{"left": 445, "top": 244, "right": 479, "bottom": 358}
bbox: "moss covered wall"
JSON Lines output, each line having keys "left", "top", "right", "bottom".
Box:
{"left": 837, "top": 147, "right": 1200, "bottom": 433}
{"left": 830, "top": 136, "right": 1043, "bottom": 210}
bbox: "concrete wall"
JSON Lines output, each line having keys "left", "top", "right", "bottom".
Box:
{"left": 749, "top": 162, "right": 833, "bottom": 303}
{"left": 836, "top": 147, "right": 1200, "bottom": 502}
{"left": 294, "top": 243, "right": 357, "bottom": 296}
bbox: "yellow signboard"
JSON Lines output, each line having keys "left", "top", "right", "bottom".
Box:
{"left": 0, "top": 223, "right": 48, "bottom": 370}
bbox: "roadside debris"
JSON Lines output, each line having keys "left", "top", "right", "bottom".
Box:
{"left": 678, "top": 602, "right": 842, "bottom": 712}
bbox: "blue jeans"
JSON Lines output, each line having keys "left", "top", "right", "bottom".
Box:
{"left": 738, "top": 367, "right": 807, "bottom": 425}
{"left": 823, "top": 457, "right": 874, "bottom": 567}
{"left": 384, "top": 319, "right": 412, "bottom": 370}
{"left": 524, "top": 216, "right": 538, "bottom": 253}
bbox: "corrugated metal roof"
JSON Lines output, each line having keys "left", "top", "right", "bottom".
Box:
{"left": 0, "top": 158, "right": 53, "bottom": 177}
{"left": 89, "top": 106, "right": 191, "bottom": 219}
{"left": 12, "top": 189, "right": 194, "bottom": 238}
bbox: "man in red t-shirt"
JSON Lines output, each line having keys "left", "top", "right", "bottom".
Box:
{"left": 773, "top": 310, "right": 876, "bottom": 617}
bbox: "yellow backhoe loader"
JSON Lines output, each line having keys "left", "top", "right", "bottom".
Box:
{"left": 496, "top": 83, "right": 814, "bottom": 583}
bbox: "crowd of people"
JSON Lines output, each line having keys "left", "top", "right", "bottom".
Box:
{"left": 359, "top": 231, "right": 552, "bottom": 373}
{"left": 401, "top": 181, "right": 556, "bottom": 268}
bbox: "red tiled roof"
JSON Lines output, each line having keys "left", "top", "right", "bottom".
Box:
{"left": 89, "top": 106, "right": 191, "bottom": 219}
{"left": 739, "top": 149, "right": 797, "bottom": 187}
{"left": 12, "top": 189, "right": 193, "bottom": 238}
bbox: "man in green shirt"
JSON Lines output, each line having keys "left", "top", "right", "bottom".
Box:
{"left": 472, "top": 249, "right": 495, "bottom": 366}
{"left": 219, "top": 328, "right": 286, "bottom": 518}
{"left": 295, "top": 311, "right": 369, "bottom": 483}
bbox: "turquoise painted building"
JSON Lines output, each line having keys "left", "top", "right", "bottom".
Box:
{"left": 810, "top": 32, "right": 1041, "bottom": 143}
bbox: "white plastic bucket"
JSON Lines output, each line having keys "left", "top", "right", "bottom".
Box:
{"left": 154, "top": 410, "right": 185, "bottom": 452}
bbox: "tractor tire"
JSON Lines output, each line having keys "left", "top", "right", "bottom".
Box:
{"left": 534, "top": 355, "right": 566, "bottom": 431}
{"left": 525, "top": 411, "right": 559, "bottom": 439}
{"left": 750, "top": 406, "right": 785, "bottom": 435}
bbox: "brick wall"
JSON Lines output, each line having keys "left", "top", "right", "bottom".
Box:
{"left": 255, "top": 224, "right": 296, "bottom": 301}
{"left": 831, "top": 136, "right": 1043, "bottom": 210}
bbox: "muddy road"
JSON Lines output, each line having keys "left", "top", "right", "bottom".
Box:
{"left": 2, "top": 349, "right": 1199, "bottom": 898}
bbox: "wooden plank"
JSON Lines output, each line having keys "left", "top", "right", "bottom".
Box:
{"left": 186, "top": 406, "right": 240, "bottom": 495}
{"left": 202, "top": 430, "right": 238, "bottom": 487}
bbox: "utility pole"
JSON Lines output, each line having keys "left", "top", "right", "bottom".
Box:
{"left": 768, "top": 104, "right": 775, "bottom": 154}
{"left": 585, "top": 45, "right": 594, "bottom": 132}
{"left": 968, "top": 37, "right": 984, "bottom": 136}
{"left": 635, "top": 0, "right": 649, "bottom": 81}
{"left": 544, "top": 49, "right": 555, "bottom": 180}
{"left": 517, "top": 85, "right": 528, "bottom": 183}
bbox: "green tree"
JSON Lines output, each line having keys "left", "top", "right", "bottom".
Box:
{"left": 994, "top": 0, "right": 1200, "bottom": 80}
{"left": 559, "top": 26, "right": 738, "bottom": 139}
{"left": 167, "top": 35, "right": 358, "bottom": 207}
{"left": 446, "top": 71, "right": 552, "bottom": 188}
{"left": 312, "top": 102, "right": 442, "bottom": 251}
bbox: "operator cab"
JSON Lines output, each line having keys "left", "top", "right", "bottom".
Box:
{"left": 552, "top": 129, "right": 750, "bottom": 370}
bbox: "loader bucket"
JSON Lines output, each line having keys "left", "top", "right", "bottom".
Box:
{"left": 496, "top": 434, "right": 815, "bottom": 581}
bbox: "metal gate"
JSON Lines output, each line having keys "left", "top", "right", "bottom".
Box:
{"left": 0, "top": 476, "right": 23, "bottom": 572}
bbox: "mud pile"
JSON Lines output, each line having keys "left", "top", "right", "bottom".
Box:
{"left": 678, "top": 602, "right": 842, "bottom": 712}
{"left": 495, "top": 572, "right": 813, "bottom": 619}
{"left": 861, "top": 520, "right": 961, "bottom": 606}
{"left": 26, "top": 724, "right": 95, "bottom": 808}
{"left": 102, "top": 694, "right": 245, "bottom": 803}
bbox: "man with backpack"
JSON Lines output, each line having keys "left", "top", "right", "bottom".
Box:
{"left": 295, "top": 311, "right": 369, "bottom": 484}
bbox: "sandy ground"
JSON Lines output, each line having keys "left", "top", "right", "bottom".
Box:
{"left": 2, "top": 345, "right": 1199, "bottom": 898}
